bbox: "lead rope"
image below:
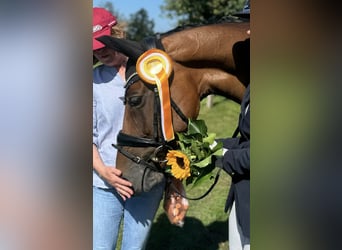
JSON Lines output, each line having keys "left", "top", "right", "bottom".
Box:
{"left": 169, "top": 169, "right": 221, "bottom": 200}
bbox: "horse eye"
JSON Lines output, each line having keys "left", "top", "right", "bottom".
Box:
{"left": 127, "top": 96, "right": 142, "bottom": 107}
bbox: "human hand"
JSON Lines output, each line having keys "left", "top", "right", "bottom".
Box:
{"left": 99, "top": 167, "right": 134, "bottom": 200}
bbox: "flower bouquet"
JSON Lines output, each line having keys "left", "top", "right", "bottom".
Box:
{"left": 163, "top": 119, "right": 223, "bottom": 226}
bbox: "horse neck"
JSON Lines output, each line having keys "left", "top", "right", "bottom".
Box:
{"left": 168, "top": 64, "right": 201, "bottom": 131}
{"left": 172, "top": 63, "right": 245, "bottom": 106}
{"left": 161, "top": 22, "right": 250, "bottom": 71}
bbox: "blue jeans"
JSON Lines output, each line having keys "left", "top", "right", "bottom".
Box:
{"left": 93, "top": 182, "right": 164, "bottom": 250}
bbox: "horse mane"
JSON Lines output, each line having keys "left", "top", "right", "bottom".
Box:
{"left": 157, "top": 15, "right": 249, "bottom": 37}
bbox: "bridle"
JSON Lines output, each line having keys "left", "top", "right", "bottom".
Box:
{"left": 112, "top": 36, "right": 222, "bottom": 200}
{"left": 112, "top": 36, "right": 188, "bottom": 174}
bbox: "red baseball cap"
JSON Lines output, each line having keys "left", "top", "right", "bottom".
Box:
{"left": 93, "top": 7, "right": 117, "bottom": 50}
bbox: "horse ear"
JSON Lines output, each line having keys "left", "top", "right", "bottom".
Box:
{"left": 96, "top": 36, "right": 145, "bottom": 61}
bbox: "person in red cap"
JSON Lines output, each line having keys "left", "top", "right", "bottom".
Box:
{"left": 92, "top": 7, "right": 165, "bottom": 250}
{"left": 93, "top": 7, "right": 117, "bottom": 50}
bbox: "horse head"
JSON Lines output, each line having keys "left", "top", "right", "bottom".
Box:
{"left": 96, "top": 20, "right": 250, "bottom": 194}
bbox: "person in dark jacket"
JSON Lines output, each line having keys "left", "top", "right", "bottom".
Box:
{"left": 221, "top": 83, "right": 250, "bottom": 250}
{"left": 220, "top": 2, "right": 250, "bottom": 248}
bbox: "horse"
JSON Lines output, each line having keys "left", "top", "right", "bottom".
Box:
{"left": 96, "top": 19, "right": 250, "bottom": 195}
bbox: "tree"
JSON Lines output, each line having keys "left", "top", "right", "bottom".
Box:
{"left": 98, "top": 1, "right": 126, "bottom": 23}
{"left": 161, "top": 0, "right": 246, "bottom": 26}
{"left": 126, "top": 8, "right": 155, "bottom": 41}
{"left": 102, "top": 1, "right": 114, "bottom": 15}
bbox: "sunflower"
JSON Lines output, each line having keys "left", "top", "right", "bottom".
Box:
{"left": 166, "top": 150, "right": 191, "bottom": 180}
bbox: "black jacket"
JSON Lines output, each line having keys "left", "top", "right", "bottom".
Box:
{"left": 221, "top": 84, "right": 250, "bottom": 238}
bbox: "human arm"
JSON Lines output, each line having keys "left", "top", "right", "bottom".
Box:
{"left": 221, "top": 85, "right": 250, "bottom": 176}
{"left": 93, "top": 144, "right": 134, "bottom": 200}
{"left": 93, "top": 91, "right": 133, "bottom": 200}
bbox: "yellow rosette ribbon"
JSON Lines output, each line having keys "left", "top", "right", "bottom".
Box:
{"left": 136, "top": 49, "right": 174, "bottom": 141}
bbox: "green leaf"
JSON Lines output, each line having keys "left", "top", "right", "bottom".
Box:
{"left": 192, "top": 164, "right": 216, "bottom": 187}
{"left": 187, "top": 119, "right": 208, "bottom": 135}
{"left": 203, "top": 133, "right": 217, "bottom": 145}
{"left": 192, "top": 155, "right": 213, "bottom": 168}
{"left": 190, "top": 141, "right": 202, "bottom": 157}
{"left": 176, "top": 132, "right": 186, "bottom": 141}
{"left": 213, "top": 148, "right": 224, "bottom": 156}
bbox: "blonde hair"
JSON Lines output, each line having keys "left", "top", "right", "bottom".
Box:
{"left": 111, "top": 22, "right": 127, "bottom": 38}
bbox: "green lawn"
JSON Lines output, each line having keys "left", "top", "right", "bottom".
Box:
{"left": 145, "top": 96, "right": 240, "bottom": 250}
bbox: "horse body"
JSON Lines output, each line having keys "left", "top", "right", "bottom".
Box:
{"left": 96, "top": 20, "right": 250, "bottom": 194}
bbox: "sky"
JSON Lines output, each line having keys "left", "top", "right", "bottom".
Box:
{"left": 93, "top": 0, "right": 177, "bottom": 33}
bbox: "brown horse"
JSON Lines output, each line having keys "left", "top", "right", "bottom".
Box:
{"left": 96, "top": 19, "right": 250, "bottom": 194}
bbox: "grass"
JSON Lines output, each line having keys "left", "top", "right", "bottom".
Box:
{"left": 144, "top": 96, "right": 241, "bottom": 250}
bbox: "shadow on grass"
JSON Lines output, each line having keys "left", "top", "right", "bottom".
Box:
{"left": 146, "top": 213, "right": 228, "bottom": 250}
